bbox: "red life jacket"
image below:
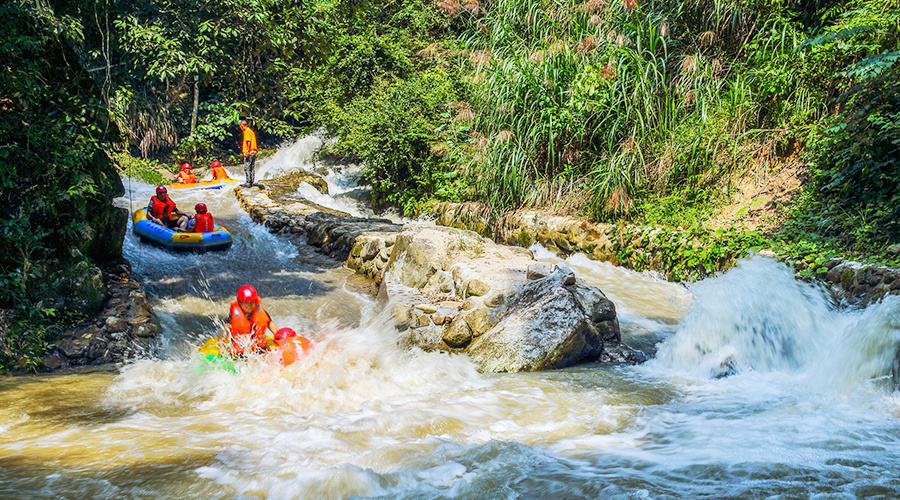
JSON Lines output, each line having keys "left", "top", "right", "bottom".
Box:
{"left": 149, "top": 195, "right": 177, "bottom": 220}
{"left": 229, "top": 300, "right": 270, "bottom": 355}
{"left": 194, "top": 212, "right": 214, "bottom": 233}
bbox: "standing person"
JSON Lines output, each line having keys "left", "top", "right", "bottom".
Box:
{"left": 239, "top": 120, "right": 258, "bottom": 188}
{"left": 220, "top": 285, "right": 279, "bottom": 356}
{"left": 147, "top": 186, "right": 189, "bottom": 230}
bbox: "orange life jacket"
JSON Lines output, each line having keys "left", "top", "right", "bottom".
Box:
{"left": 179, "top": 171, "right": 197, "bottom": 184}
{"left": 194, "top": 212, "right": 214, "bottom": 233}
{"left": 211, "top": 167, "right": 229, "bottom": 180}
{"left": 149, "top": 195, "right": 177, "bottom": 220}
{"left": 274, "top": 337, "right": 312, "bottom": 366}
{"left": 229, "top": 300, "right": 269, "bottom": 355}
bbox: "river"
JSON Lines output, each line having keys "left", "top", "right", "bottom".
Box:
{"left": 2, "top": 137, "right": 900, "bottom": 499}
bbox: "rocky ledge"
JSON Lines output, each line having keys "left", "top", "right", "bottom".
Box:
{"left": 430, "top": 201, "right": 900, "bottom": 306}
{"left": 235, "top": 185, "right": 637, "bottom": 372}
{"left": 42, "top": 260, "right": 162, "bottom": 371}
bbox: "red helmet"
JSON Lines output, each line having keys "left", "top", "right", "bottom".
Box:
{"left": 181, "top": 163, "right": 191, "bottom": 171}
{"left": 195, "top": 203, "right": 207, "bottom": 214}
{"left": 156, "top": 186, "right": 167, "bottom": 195}
{"left": 210, "top": 161, "right": 222, "bottom": 169}
{"left": 237, "top": 285, "right": 258, "bottom": 302}
{"left": 274, "top": 328, "right": 297, "bottom": 340}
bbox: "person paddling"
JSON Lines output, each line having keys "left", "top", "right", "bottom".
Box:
{"left": 187, "top": 203, "right": 215, "bottom": 233}
{"left": 209, "top": 160, "right": 231, "bottom": 181}
{"left": 271, "top": 327, "right": 312, "bottom": 366}
{"left": 147, "top": 186, "right": 189, "bottom": 230}
{"left": 220, "top": 285, "right": 279, "bottom": 356}
{"left": 177, "top": 163, "right": 197, "bottom": 184}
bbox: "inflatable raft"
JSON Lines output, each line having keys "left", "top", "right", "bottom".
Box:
{"left": 197, "top": 334, "right": 312, "bottom": 368}
{"left": 168, "top": 178, "right": 240, "bottom": 191}
{"left": 132, "top": 209, "right": 233, "bottom": 252}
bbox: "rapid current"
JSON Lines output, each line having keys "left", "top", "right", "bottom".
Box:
{"left": 2, "top": 137, "right": 900, "bottom": 499}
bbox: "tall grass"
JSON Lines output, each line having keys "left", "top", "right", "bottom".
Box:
{"left": 455, "top": 0, "right": 825, "bottom": 221}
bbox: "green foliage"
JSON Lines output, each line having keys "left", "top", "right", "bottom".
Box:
{"left": 289, "top": 0, "right": 467, "bottom": 213}
{"left": 113, "top": 152, "right": 168, "bottom": 185}
{"left": 458, "top": 0, "right": 824, "bottom": 221}
{"left": 0, "top": 3, "right": 123, "bottom": 371}
{"left": 789, "top": 0, "right": 900, "bottom": 252}
{"left": 176, "top": 101, "right": 242, "bottom": 161}
{"left": 635, "top": 188, "right": 724, "bottom": 228}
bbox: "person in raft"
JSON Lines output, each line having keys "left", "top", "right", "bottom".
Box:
{"left": 209, "top": 160, "right": 230, "bottom": 181}
{"left": 271, "top": 327, "right": 312, "bottom": 366}
{"left": 239, "top": 120, "right": 257, "bottom": 188}
{"left": 220, "top": 285, "right": 280, "bottom": 356}
{"left": 186, "top": 203, "right": 215, "bottom": 233}
{"left": 147, "top": 186, "right": 189, "bottom": 230}
{"left": 177, "top": 163, "right": 197, "bottom": 184}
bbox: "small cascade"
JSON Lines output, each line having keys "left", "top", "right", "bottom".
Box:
{"left": 254, "top": 135, "right": 392, "bottom": 219}
{"left": 652, "top": 256, "right": 900, "bottom": 393}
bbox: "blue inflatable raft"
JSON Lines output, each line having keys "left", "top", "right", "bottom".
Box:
{"left": 132, "top": 209, "right": 233, "bottom": 252}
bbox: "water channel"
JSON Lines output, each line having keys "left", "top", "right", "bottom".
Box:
{"left": 2, "top": 137, "right": 900, "bottom": 498}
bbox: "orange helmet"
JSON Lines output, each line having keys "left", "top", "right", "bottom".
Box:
{"left": 210, "top": 160, "right": 222, "bottom": 169}
{"left": 181, "top": 163, "right": 192, "bottom": 171}
{"left": 195, "top": 203, "right": 207, "bottom": 214}
{"left": 237, "top": 285, "right": 258, "bottom": 302}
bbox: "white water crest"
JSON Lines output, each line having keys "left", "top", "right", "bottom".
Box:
{"left": 652, "top": 256, "right": 900, "bottom": 393}
{"left": 254, "top": 134, "right": 400, "bottom": 221}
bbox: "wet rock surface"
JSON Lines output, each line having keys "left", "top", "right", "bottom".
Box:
{"left": 42, "top": 260, "right": 161, "bottom": 371}
{"left": 235, "top": 187, "right": 624, "bottom": 372}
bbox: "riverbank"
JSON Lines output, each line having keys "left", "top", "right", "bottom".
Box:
{"left": 237, "top": 176, "right": 900, "bottom": 308}
{"left": 40, "top": 259, "right": 162, "bottom": 371}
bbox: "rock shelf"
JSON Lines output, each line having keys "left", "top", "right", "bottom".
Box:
{"left": 235, "top": 185, "right": 635, "bottom": 372}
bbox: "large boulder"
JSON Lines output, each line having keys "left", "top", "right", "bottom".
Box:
{"left": 466, "top": 264, "right": 619, "bottom": 372}
{"left": 374, "top": 226, "right": 620, "bottom": 372}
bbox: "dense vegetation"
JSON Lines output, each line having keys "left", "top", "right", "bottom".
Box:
{"left": 1, "top": 0, "right": 898, "bottom": 371}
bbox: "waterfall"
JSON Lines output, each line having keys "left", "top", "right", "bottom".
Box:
{"left": 652, "top": 256, "right": 900, "bottom": 393}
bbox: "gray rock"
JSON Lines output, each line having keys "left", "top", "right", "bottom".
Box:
{"left": 466, "top": 270, "right": 605, "bottom": 372}
{"left": 527, "top": 262, "right": 553, "bottom": 280}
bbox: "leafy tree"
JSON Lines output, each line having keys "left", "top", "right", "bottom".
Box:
{"left": 0, "top": 2, "right": 126, "bottom": 371}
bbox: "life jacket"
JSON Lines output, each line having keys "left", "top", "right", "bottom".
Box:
{"left": 274, "top": 336, "right": 312, "bottom": 366}
{"left": 194, "top": 212, "right": 214, "bottom": 233}
{"left": 149, "top": 195, "right": 177, "bottom": 220}
{"left": 229, "top": 300, "right": 270, "bottom": 355}
{"left": 178, "top": 171, "right": 197, "bottom": 184}
{"left": 211, "top": 167, "right": 230, "bottom": 180}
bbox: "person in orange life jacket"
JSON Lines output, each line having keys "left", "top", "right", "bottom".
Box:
{"left": 147, "top": 186, "right": 189, "bottom": 230}
{"left": 186, "top": 203, "right": 215, "bottom": 233}
{"left": 270, "top": 327, "right": 312, "bottom": 366}
{"left": 220, "top": 285, "right": 279, "bottom": 356}
{"left": 239, "top": 120, "right": 257, "bottom": 188}
{"left": 209, "top": 160, "right": 230, "bottom": 181}
{"left": 177, "top": 163, "right": 197, "bottom": 184}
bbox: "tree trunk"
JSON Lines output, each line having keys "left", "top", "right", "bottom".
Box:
{"left": 191, "top": 73, "right": 199, "bottom": 134}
